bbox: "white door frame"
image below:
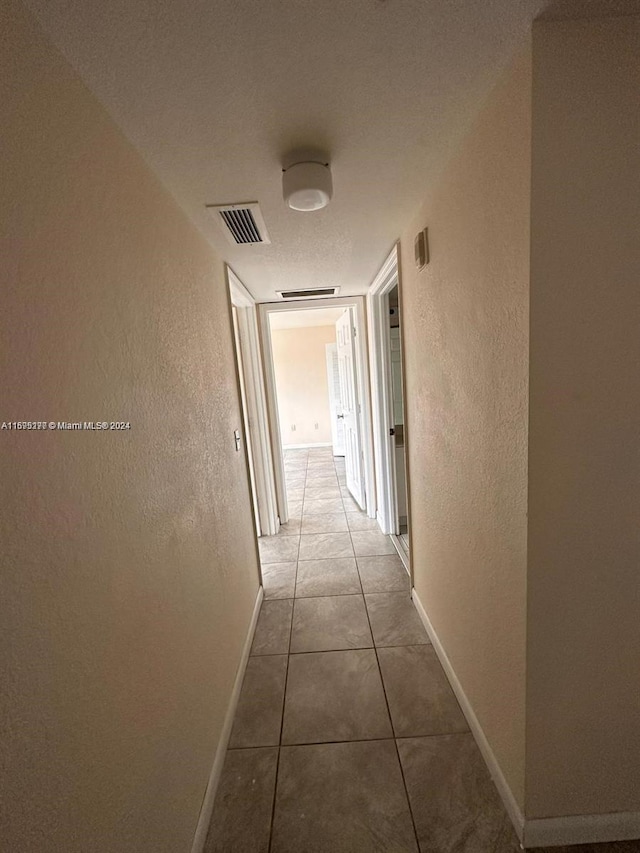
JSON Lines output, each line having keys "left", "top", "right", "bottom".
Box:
{"left": 227, "top": 267, "right": 279, "bottom": 536}
{"left": 259, "top": 296, "right": 376, "bottom": 524}
{"left": 231, "top": 305, "right": 261, "bottom": 537}
{"left": 366, "top": 245, "right": 402, "bottom": 536}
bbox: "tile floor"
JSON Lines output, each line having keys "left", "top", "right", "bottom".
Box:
{"left": 205, "top": 447, "right": 640, "bottom": 853}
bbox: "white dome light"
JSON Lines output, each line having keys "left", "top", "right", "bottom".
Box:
{"left": 283, "top": 161, "right": 333, "bottom": 212}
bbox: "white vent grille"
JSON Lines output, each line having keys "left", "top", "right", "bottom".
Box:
{"left": 206, "top": 202, "right": 271, "bottom": 246}
{"left": 276, "top": 287, "right": 340, "bottom": 301}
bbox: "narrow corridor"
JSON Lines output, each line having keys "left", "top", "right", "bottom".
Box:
{"left": 204, "top": 449, "right": 639, "bottom": 853}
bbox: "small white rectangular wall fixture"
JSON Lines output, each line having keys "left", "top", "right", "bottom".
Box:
{"left": 414, "top": 227, "right": 429, "bottom": 269}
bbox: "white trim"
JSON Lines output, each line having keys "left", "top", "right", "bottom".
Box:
{"left": 366, "top": 246, "right": 400, "bottom": 536}
{"left": 231, "top": 306, "right": 260, "bottom": 537}
{"left": 259, "top": 297, "right": 376, "bottom": 521}
{"left": 258, "top": 306, "right": 289, "bottom": 525}
{"left": 410, "top": 587, "right": 526, "bottom": 844}
{"left": 390, "top": 534, "right": 410, "bottom": 573}
{"left": 227, "top": 267, "right": 257, "bottom": 307}
{"left": 524, "top": 811, "right": 640, "bottom": 849}
{"left": 283, "top": 442, "right": 333, "bottom": 450}
{"left": 411, "top": 586, "right": 640, "bottom": 849}
{"left": 228, "top": 268, "right": 279, "bottom": 536}
{"left": 190, "top": 586, "right": 264, "bottom": 853}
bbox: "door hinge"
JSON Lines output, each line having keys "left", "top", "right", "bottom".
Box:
{"left": 390, "top": 428, "right": 395, "bottom": 436}
{"left": 352, "top": 327, "right": 357, "bottom": 338}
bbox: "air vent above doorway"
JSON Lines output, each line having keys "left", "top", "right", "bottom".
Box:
{"left": 276, "top": 287, "right": 340, "bottom": 301}
{"left": 206, "top": 202, "right": 271, "bottom": 246}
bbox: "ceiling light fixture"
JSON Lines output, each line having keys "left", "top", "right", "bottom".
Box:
{"left": 282, "top": 160, "right": 333, "bottom": 212}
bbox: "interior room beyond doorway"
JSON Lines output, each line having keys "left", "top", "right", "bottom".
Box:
{"left": 269, "top": 307, "right": 345, "bottom": 457}
{"left": 260, "top": 298, "right": 376, "bottom": 529}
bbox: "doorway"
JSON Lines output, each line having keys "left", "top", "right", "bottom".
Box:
{"left": 259, "top": 298, "right": 375, "bottom": 527}
{"left": 227, "top": 267, "right": 279, "bottom": 537}
{"left": 367, "top": 246, "right": 412, "bottom": 574}
{"left": 388, "top": 285, "right": 410, "bottom": 560}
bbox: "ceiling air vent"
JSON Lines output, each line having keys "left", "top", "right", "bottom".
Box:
{"left": 206, "top": 202, "right": 271, "bottom": 246}
{"left": 276, "top": 287, "right": 340, "bottom": 301}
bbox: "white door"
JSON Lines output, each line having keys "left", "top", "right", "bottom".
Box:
{"left": 326, "top": 343, "right": 346, "bottom": 457}
{"left": 336, "top": 309, "right": 365, "bottom": 508}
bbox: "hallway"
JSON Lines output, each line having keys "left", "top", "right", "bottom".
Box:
{"left": 205, "top": 450, "right": 640, "bottom": 852}
{"left": 204, "top": 447, "right": 516, "bottom": 851}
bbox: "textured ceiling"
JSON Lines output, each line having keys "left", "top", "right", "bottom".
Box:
{"left": 25, "top": 0, "right": 545, "bottom": 302}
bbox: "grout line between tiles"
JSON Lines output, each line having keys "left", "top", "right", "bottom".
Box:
{"left": 360, "top": 584, "right": 421, "bottom": 852}
{"left": 266, "top": 539, "right": 298, "bottom": 853}
{"left": 278, "top": 735, "right": 408, "bottom": 748}
{"left": 289, "top": 645, "right": 373, "bottom": 655}
{"left": 226, "top": 731, "right": 471, "bottom": 754}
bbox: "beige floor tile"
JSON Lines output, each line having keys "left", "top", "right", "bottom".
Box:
{"left": 287, "top": 501, "right": 303, "bottom": 519}
{"left": 262, "top": 562, "right": 297, "bottom": 599}
{"left": 343, "top": 495, "right": 363, "bottom": 512}
{"left": 350, "top": 530, "right": 397, "bottom": 556}
{"left": 304, "top": 485, "right": 342, "bottom": 500}
{"left": 306, "top": 475, "right": 338, "bottom": 487}
{"left": 229, "top": 655, "right": 287, "bottom": 748}
{"left": 378, "top": 645, "right": 468, "bottom": 736}
{"left": 347, "top": 513, "right": 382, "bottom": 532}
{"left": 290, "top": 595, "right": 373, "bottom": 652}
{"left": 278, "top": 517, "right": 301, "bottom": 536}
{"left": 397, "top": 733, "right": 519, "bottom": 853}
{"left": 356, "top": 554, "right": 410, "bottom": 592}
{"left": 303, "top": 497, "right": 345, "bottom": 515}
{"left": 251, "top": 599, "right": 293, "bottom": 656}
{"left": 295, "top": 558, "right": 362, "bottom": 597}
{"left": 365, "top": 592, "right": 429, "bottom": 646}
{"left": 298, "top": 532, "right": 354, "bottom": 560}
{"left": 204, "top": 747, "right": 278, "bottom": 853}
{"left": 300, "top": 512, "right": 348, "bottom": 534}
{"left": 259, "top": 535, "right": 300, "bottom": 564}
{"left": 271, "top": 741, "right": 418, "bottom": 853}
{"left": 282, "top": 649, "right": 392, "bottom": 744}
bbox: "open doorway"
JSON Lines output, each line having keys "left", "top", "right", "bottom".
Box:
{"left": 256, "top": 297, "right": 404, "bottom": 594}
{"left": 388, "top": 285, "right": 410, "bottom": 561}
{"left": 259, "top": 298, "right": 375, "bottom": 527}
{"left": 269, "top": 307, "right": 345, "bottom": 459}
{"left": 367, "top": 246, "right": 412, "bottom": 575}
{"left": 227, "top": 267, "right": 279, "bottom": 538}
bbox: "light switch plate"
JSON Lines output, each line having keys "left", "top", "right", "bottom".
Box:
{"left": 414, "top": 227, "right": 429, "bottom": 269}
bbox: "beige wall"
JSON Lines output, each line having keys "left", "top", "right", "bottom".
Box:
{"left": 271, "top": 326, "right": 336, "bottom": 446}
{"left": 0, "top": 2, "right": 260, "bottom": 851}
{"left": 399, "top": 47, "right": 532, "bottom": 808}
{"left": 526, "top": 15, "right": 640, "bottom": 819}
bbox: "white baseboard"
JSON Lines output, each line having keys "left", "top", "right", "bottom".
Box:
{"left": 411, "top": 588, "right": 640, "bottom": 849}
{"left": 524, "top": 811, "right": 640, "bottom": 848}
{"left": 410, "top": 588, "right": 526, "bottom": 844}
{"left": 282, "top": 442, "right": 332, "bottom": 449}
{"left": 190, "top": 586, "right": 264, "bottom": 853}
